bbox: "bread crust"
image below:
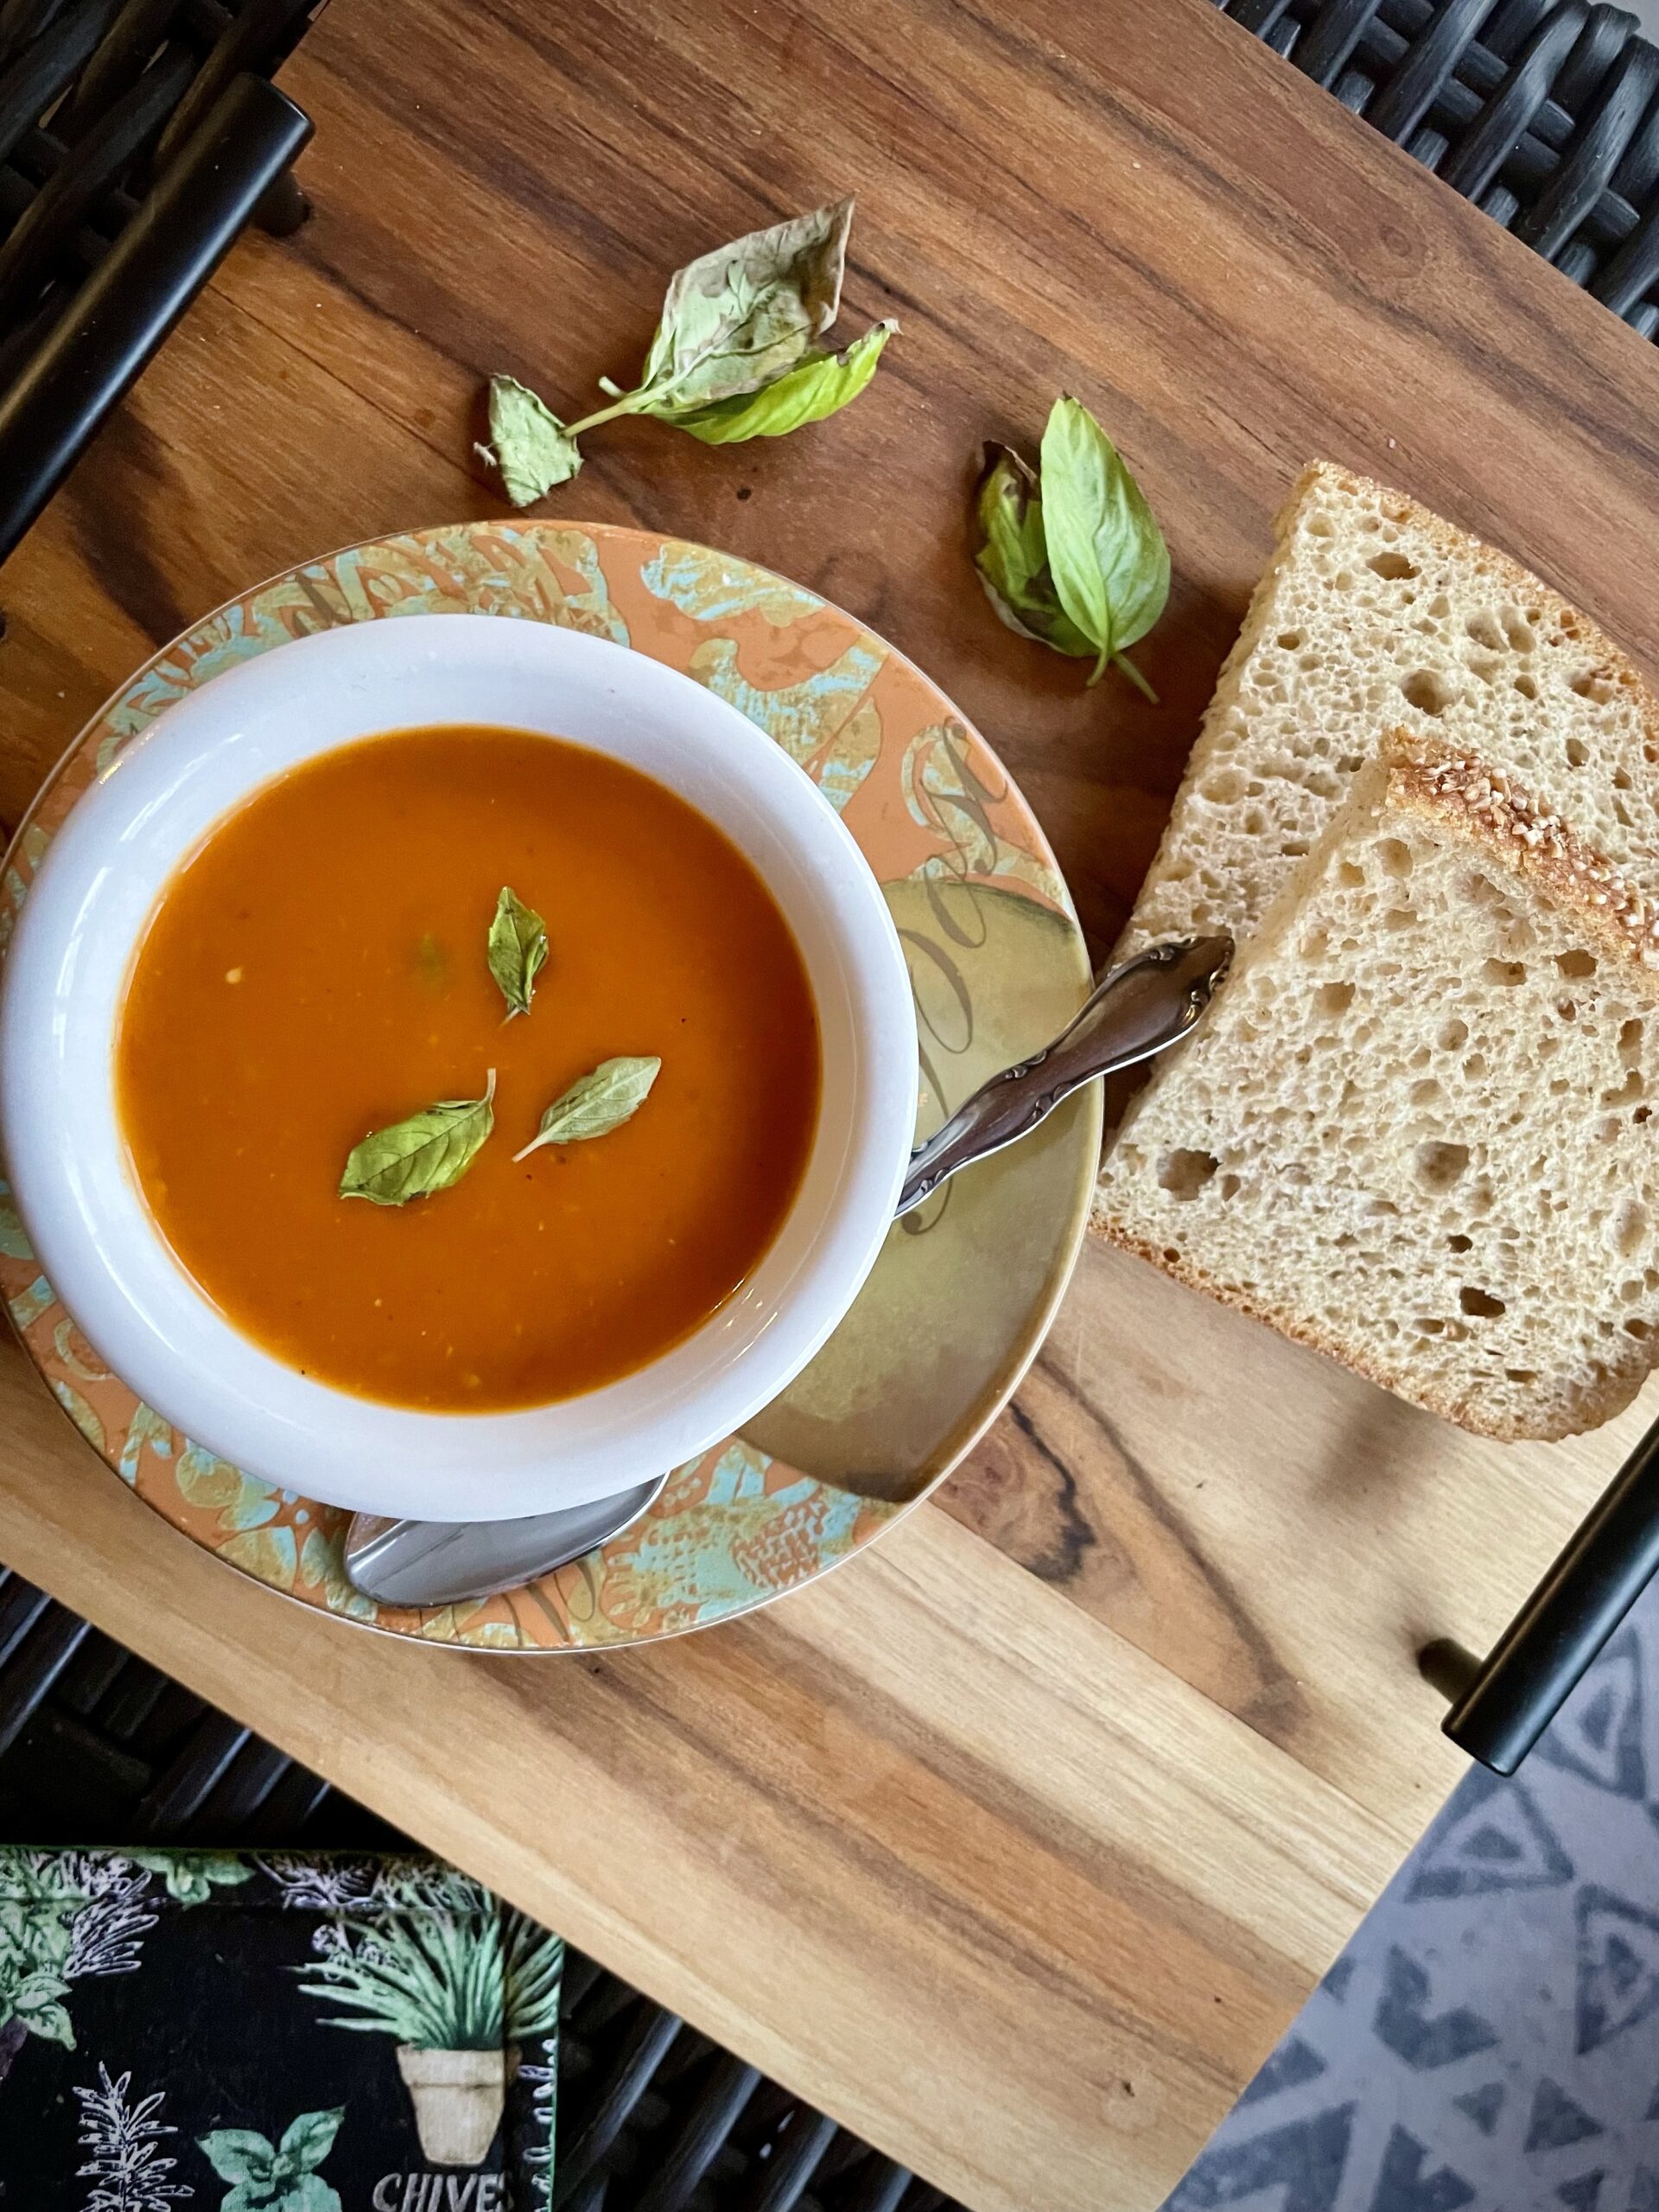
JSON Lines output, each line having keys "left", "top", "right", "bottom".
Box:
{"left": 1386, "top": 735, "right": 1659, "bottom": 982}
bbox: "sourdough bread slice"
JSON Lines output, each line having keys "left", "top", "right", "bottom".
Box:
{"left": 1121, "top": 461, "right": 1659, "bottom": 956}
{"left": 1093, "top": 734, "right": 1659, "bottom": 1440}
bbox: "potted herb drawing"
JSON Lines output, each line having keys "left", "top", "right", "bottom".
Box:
{"left": 198, "top": 2107, "right": 343, "bottom": 2211}
{"left": 297, "top": 1907, "right": 562, "bottom": 2165}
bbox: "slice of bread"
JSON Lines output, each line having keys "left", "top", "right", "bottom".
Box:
{"left": 1121, "top": 461, "right": 1659, "bottom": 957}
{"left": 1092, "top": 733, "right": 1659, "bottom": 1441}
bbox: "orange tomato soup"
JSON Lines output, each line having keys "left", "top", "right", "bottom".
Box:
{"left": 115, "top": 725, "right": 822, "bottom": 1410}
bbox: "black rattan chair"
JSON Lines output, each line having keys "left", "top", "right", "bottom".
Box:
{"left": 1219, "top": 0, "right": 1659, "bottom": 334}
{"left": 0, "top": 0, "right": 321, "bottom": 568}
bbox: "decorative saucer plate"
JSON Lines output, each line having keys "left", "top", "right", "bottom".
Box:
{"left": 0, "top": 522, "right": 1100, "bottom": 1650}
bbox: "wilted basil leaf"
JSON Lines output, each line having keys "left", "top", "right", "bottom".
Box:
{"left": 340, "top": 1072, "right": 496, "bottom": 1206}
{"left": 667, "top": 321, "right": 896, "bottom": 444}
{"left": 477, "top": 376, "right": 583, "bottom": 507}
{"left": 513, "top": 1056, "right": 661, "bottom": 1161}
{"left": 1038, "top": 395, "right": 1168, "bottom": 695}
{"left": 639, "top": 199, "right": 853, "bottom": 410}
{"left": 973, "top": 444, "right": 1094, "bottom": 658}
{"left": 487, "top": 885, "right": 547, "bottom": 1019}
{"left": 479, "top": 200, "right": 892, "bottom": 501}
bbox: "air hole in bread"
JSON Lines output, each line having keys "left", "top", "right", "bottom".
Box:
{"left": 1614, "top": 1199, "right": 1649, "bottom": 1258}
{"left": 1501, "top": 608, "right": 1536, "bottom": 653}
{"left": 1505, "top": 1368, "right": 1538, "bottom": 1382}
{"left": 1482, "top": 959, "right": 1528, "bottom": 986}
{"left": 1316, "top": 982, "right": 1355, "bottom": 1018}
{"left": 1369, "top": 550, "right": 1419, "bottom": 581}
{"left": 1614, "top": 768, "right": 1633, "bottom": 791}
{"left": 1459, "top": 1286, "right": 1505, "bottom": 1318}
{"left": 1410, "top": 1078, "right": 1442, "bottom": 1109}
{"left": 1603, "top": 1071, "right": 1644, "bottom": 1108}
{"left": 1156, "top": 1149, "right": 1217, "bottom": 1200}
{"left": 1556, "top": 950, "right": 1597, "bottom": 979}
{"left": 1276, "top": 630, "right": 1304, "bottom": 651}
{"left": 1465, "top": 612, "right": 1505, "bottom": 652}
{"left": 1556, "top": 998, "right": 1578, "bottom": 1022}
{"left": 1377, "top": 838, "right": 1413, "bottom": 879}
{"left": 1402, "top": 670, "right": 1459, "bottom": 716}
{"left": 1383, "top": 907, "right": 1417, "bottom": 931}
{"left": 1201, "top": 769, "right": 1245, "bottom": 804}
{"left": 1161, "top": 1246, "right": 1181, "bottom": 1263}
{"left": 1415, "top": 1317, "right": 1446, "bottom": 1335}
{"left": 1570, "top": 667, "right": 1614, "bottom": 702}
{"left": 1218, "top": 1173, "right": 1241, "bottom": 1200}
{"left": 1627, "top": 1320, "right": 1653, "bottom": 1340}
{"left": 1566, "top": 737, "right": 1590, "bottom": 768}
{"left": 1446, "top": 1233, "right": 1473, "bottom": 1254}
{"left": 1514, "top": 673, "right": 1538, "bottom": 700}
{"left": 1338, "top": 861, "right": 1365, "bottom": 887}
{"left": 1306, "top": 513, "right": 1336, "bottom": 537}
{"left": 1415, "top": 1141, "right": 1469, "bottom": 1190}
{"left": 1437, "top": 1019, "right": 1469, "bottom": 1051}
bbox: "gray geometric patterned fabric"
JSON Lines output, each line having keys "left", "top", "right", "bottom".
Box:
{"left": 1168, "top": 1597, "right": 1659, "bottom": 2209}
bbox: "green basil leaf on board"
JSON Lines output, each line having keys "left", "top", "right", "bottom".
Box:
{"left": 340, "top": 1071, "right": 496, "bottom": 1206}
{"left": 476, "top": 377, "right": 582, "bottom": 505}
{"left": 670, "top": 321, "right": 898, "bottom": 444}
{"left": 973, "top": 444, "right": 1096, "bottom": 658}
{"left": 514, "top": 1056, "right": 662, "bottom": 1161}
{"left": 486, "top": 884, "right": 548, "bottom": 1019}
{"left": 1037, "top": 395, "right": 1169, "bottom": 697}
{"left": 479, "top": 200, "right": 894, "bottom": 504}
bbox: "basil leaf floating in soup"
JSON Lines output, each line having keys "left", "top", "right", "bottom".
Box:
{"left": 486, "top": 885, "right": 548, "bottom": 1019}
{"left": 514, "top": 1056, "right": 662, "bottom": 1161}
{"left": 340, "top": 1071, "right": 496, "bottom": 1206}
{"left": 1037, "top": 395, "right": 1169, "bottom": 699}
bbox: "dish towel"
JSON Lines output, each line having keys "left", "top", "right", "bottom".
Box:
{"left": 0, "top": 1847, "right": 559, "bottom": 2209}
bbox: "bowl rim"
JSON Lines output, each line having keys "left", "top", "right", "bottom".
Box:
{"left": 0, "top": 613, "right": 918, "bottom": 1522}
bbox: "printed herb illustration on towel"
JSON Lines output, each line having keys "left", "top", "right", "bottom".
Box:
{"left": 0, "top": 1851, "right": 159, "bottom": 2082}
{"left": 267, "top": 1857, "right": 563, "bottom": 2166}
{"left": 74, "top": 2062, "right": 193, "bottom": 2210}
{"left": 198, "top": 2107, "right": 343, "bottom": 2212}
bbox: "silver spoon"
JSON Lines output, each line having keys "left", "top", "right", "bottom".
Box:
{"left": 341, "top": 931, "right": 1232, "bottom": 1609}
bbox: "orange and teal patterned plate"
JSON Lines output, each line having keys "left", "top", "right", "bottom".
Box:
{"left": 0, "top": 523, "right": 1100, "bottom": 1650}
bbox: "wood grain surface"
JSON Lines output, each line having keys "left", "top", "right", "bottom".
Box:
{"left": 5, "top": 0, "right": 1659, "bottom": 2203}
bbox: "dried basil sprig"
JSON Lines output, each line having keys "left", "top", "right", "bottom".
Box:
{"left": 479, "top": 200, "right": 895, "bottom": 502}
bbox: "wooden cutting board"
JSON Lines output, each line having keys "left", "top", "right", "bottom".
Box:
{"left": 3, "top": 1, "right": 1658, "bottom": 2203}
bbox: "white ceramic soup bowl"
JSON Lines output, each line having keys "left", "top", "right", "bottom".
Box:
{"left": 0, "top": 613, "right": 917, "bottom": 1522}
